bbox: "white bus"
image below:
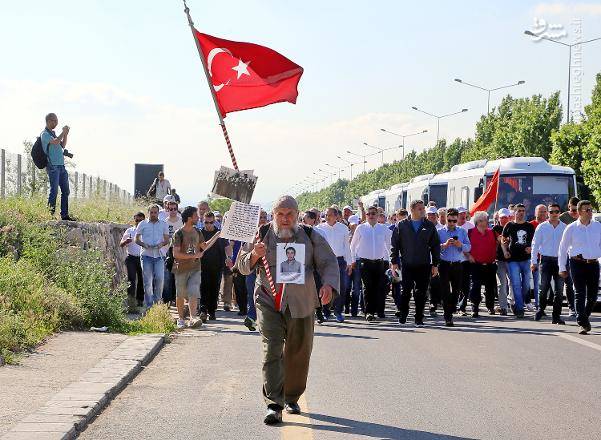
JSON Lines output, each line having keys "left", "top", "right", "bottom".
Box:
{"left": 361, "top": 157, "right": 577, "bottom": 219}
{"left": 445, "top": 157, "right": 576, "bottom": 217}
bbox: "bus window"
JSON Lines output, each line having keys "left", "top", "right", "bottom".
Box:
{"left": 422, "top": 190, "right": 429, "bottom": 204}
{"left": 401, "top": 190, "right": 407, "bottom": 209}
{"left": 497, "top": 174, "right": 574, "bottom": 218}
{"left": 474, "top": 179, "right": 483, "bottom": 201}
{"left": 378, "top": 196, "right": 386, "bottom": 209}
{"left": 430, "top": 185, "right": 447, "bottom": 207}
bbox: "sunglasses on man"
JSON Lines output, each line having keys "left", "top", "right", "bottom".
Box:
{"left": 549, "top": 210, "right": 560, "bottom": 214}
{"left": 168, "top": 207, "right": 178, "bottom": 212}
{"left": 581, "top": 207, "right": 593, "bottom": 213}
{"left": 204, "top": 220, "right": 214, "bottom": 224}
{"left": 447, "top": 219, "right": 457, "bottom": 223}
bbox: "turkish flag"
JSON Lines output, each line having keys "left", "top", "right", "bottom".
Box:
{"left": 470, "top": 167, "right": 501, "bottom": 216}
{"left": 194, "top": 30, "right": 304, "bottom": 117}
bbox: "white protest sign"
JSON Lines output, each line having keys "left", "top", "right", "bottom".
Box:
{"left": 221, "top": 201, "right": 261, "bottom": 243}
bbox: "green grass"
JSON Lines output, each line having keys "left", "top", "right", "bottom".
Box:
{"left": 0, "top": 196, "right": 174, "bottom": 364}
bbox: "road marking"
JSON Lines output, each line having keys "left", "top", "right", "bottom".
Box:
{"left": 281, "top": 394, "right": 314, "bottom": 440}
{"left": 557, "top": 332, "right": 601, "bottom": 352}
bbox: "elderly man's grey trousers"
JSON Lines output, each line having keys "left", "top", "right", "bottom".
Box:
{"left": 256, "top": 302, "right": 315, "bottom": 409}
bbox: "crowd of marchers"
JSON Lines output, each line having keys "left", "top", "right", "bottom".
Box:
{"left": 120, "top": 192, "right": 600, "bottom": 336}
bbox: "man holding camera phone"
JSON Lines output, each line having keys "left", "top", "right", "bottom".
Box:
{"left": 41, "top": 113, "right": 75, "bottom": 221}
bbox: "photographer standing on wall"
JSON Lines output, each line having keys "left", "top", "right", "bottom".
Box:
{"left": 41, "top": 113, "right": 75, "bottom": 221}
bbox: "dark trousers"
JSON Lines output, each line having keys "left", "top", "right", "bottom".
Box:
{"left": 400, "top": 264, "right": 431, "bottom": 322}
{"left": 429, "top": 275, "right": 441, "bottom": 311}
{"left": 439, "top": 261, "right": 462, "bottom": 321}
{"left": 200, "top": 265, "right": 223, "bottom": 316}
{"left": 232, "top": 270, "right": 248, "bottom": 314}
{"left": 565, "top": 259, "right": 575, "bottom": 310}
{"left": 323, "top": 257, "right": 348, "bottom": 317}
{"left": 470, "top": 263, "right": 497, "bottom": 311}
{"left": 359, "top": 259, "right": 386, "bottom": 316}
{"left": 569, "top": 259, "right": 600, "bottom": 328}
{"left": 458, "top": 261, "right": 472, "bottom": 312}
{"left": 392, "top": 281, "right": 402, "bottom": 311}
{"left": 125, "top": 255, "right": 144, "bottom": 303}
{"left": 538, "top": 256, "right": 564, "bottom": 320}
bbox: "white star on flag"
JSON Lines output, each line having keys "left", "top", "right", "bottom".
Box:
{"left": 231, "top": 59, "right": 251, "bottom": 79}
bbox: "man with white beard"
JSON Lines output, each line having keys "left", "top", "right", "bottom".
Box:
{"left": 235, "top": 195, "right": 339, "bottom": 425}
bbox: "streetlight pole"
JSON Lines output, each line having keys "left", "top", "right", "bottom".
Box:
{"left": 346, "top": 150, "right": 372, "bottom": 173}
{"left": 324, "top": 163, "right": 342, "bottom": 180}
{"left": 524, "top": 31, "right": 601, "bottom": 123}
{"left": 337, "top": 155, "right": 360, "bottom": 180}
{"left": 454, "top": 78, "right": 525, "bottom": 114}
{"left": 379, "top": 129, "right": 428, "bottom": 160}
{"left": 411, "top": 106, "right": 468, "bottom": 147}
{"left": 363, "top": 142, "right": 385, "bottom": 165}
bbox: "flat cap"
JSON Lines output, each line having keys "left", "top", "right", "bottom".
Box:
{"left": 273, "top": 195, "right": 299, "bottom": 211}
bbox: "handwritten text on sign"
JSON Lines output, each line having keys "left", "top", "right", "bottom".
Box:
{"left": 221, "top": 202, "right": 261, "bottom": 243}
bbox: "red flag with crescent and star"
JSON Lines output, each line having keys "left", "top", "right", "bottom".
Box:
{"left": 193, "top": 30, "right": 304, "bottom": 117}
{"left": 469, "top": 167, "right": 501, "bottom": 216}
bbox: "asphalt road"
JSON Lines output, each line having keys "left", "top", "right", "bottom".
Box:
{"left": 80, "top": 306, "right": 601, "bottom": 440}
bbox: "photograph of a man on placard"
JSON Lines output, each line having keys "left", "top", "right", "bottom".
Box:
{"left": 276, "top": 243, "right": 305, "bottom": 284}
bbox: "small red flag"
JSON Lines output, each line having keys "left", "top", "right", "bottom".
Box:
{"left": 194, "top": 30, "right": 304, "bottom": 117}
{"left": 470, "top": 167, "right": 501, "bottom": 216}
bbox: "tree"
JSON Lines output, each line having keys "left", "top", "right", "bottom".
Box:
{"left": 582, "top": 125, "right": 601, "bottom": 204}
{"left": 209, "top": 197, "right": 234, "bottom": 214}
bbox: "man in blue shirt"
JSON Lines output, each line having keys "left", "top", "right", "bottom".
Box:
{"left": 438, "top": 208, "right": 471, "bottom": 325}
{"left": 41, "top": 113, "right": 74, "bottom": 220}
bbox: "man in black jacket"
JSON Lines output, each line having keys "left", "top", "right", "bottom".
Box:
{"left": 390, "top": 199, "right": 441, "bottom": 327}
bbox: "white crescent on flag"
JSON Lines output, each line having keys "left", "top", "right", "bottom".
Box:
{"left": 207, "top": 47, "right": 232, "bottom": 91}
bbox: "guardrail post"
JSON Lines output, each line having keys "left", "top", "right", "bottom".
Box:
{"left": 16, "top": 154, "right": 22, "bottom": 196}
{"left": 1, "top": 149, "right": 5, "bottom": 198}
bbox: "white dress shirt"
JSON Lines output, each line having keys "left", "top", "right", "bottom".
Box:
{"left": 530, "top": 220, "right": 566, "bottom": 265}
{"left": 314, "top": 221, "right": 352, "bottom": 264}
{"left": 350, "top": 222, "right": 392, "bottom": 261}
{"left": 135, "top": 219, "right": 169, "bottom": 258}
{"left": 558, "top": 219, "right": 601, "bottom": 272}
{"left": 460, "top": 220, "right": 475, "bottom": 231}
{"left": 122, "top": 226, "right": 141, "bottom": 257}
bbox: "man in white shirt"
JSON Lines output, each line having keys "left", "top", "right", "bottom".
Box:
{"left": 350, "top": 205, "right": 392, "bottom": 321}
{"left": 315, "top": 207, "right": 352, "bottom": 322}
{"left": 161, "top": 197, "right": 183, "bottom": 304}
{"left": 154, "top": 171, "right": 171, "bottom": 205}
{"left": 135, "top": 205, "right": 170, "bottom": 308}
{"left": 558, "top": 200, "right": 601, "bottom": 334}
{"left": 531, "top": 203, "right": 566, "bottom": 324}
{"left": 457, "top": 207, "right": 475, "bottom": 231}
{"left": 120, "top": 212, "right": 145, "bottom": 309}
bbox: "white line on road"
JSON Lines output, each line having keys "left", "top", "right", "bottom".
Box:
{"left": 557, "top": 332, "right": 601, "bottom": 352}
{"left": 281, "top": 394, "right": 314, "bottom": 440}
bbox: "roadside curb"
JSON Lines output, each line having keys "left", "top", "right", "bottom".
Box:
{"left": 1, "top": 334, "right": 166, "bottom": 440}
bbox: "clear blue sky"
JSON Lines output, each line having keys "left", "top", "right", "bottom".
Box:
{"left": 1, "top": 1, "right": 600, "bottom": 207}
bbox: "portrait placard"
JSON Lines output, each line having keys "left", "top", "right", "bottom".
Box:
{"left": 276, "top": 243, "right": 305, "bottom": 284}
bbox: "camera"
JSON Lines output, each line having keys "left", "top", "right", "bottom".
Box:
{"left": 452, "top": 235, "right": 458, "bottom": 240}
{"left": 63, "top": 149, "right": 74, "bottom": 159}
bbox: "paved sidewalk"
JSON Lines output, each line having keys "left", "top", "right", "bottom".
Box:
{"left": 1, "top": 332, "right": 165, "bottom": 440}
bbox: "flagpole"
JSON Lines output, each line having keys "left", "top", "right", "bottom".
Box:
{"left": 183, "top": 0, "right": 239, "bottom": 171}
{"left": 184, "top": 0, "right": 280, "bottom": 305}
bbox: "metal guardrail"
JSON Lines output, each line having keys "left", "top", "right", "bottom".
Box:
{"left": 0, "top": 148, "right": 133, "bottom": 202}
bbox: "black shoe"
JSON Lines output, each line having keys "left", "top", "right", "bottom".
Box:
{"left": 366, "top": 314, "right": 375, "bottom": 322}
{"left": 208, "top": 314, "right": 216, "bottom": 321}
{"left": 264, "top": 406, "right": 283, "bottom": 425}
{"left": 552, "top": 318, "right": 566, "bottom": 325}
{"left": 578, "top": 326, "right": 589, "bottom": 335}
{"left": 285, "top": 402, "right": 301, "bottom": 414}
{"left": 244, "top": 316, "right": 256, "bottom": 331}
{"left": 516, "top": 312, "right": 525, "bottom": 319}
{"left": 316, "top": 309, "right": 325, "bottom": 324}
{"left": 199, "top": 311, "right": 208, "bottom": 323}
{"left": 445, "top": 319, "right": 454, "bottom": 327}
{"left": 488, "top": 308, "right": 495, "bottom": 315}
{"left": 415, "top": 320, "right": 424, "bottom": 328}
{"left": 585, "top": 323, "right": 592, "bottom": 332}
{"left": 499, "top": 308, "right": 508, "bottom": 316}
{"left": 377, "top": 313, "right": 386, "bottom": 319}
{"left": 471, "top": 312, "right": 479, "bottom": 318}
{"left": 61, "top": 215, "right": 77, "bottom": 222}
{"left": 534, "top": 310, "right": 544, "bottom": 321}
{"left": 398, "top": 314, "right": 407, "bottom": 324}
{"left": 394, "top": 310, "right": 402, "bottom": 317}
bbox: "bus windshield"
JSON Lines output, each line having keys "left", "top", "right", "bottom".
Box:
{"left": 496, "top": 174, "right": 575, "bottom": 219}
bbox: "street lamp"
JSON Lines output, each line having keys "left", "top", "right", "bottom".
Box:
{"left": 454, "top": 78, "right": 525, "bottom": 114}
{"left": 363, "top": 142, "right": 402, "bottom": 166}
{"left": 336, "top": 155, "right": 361, "bottom": 180}
{"left": 324, "top": 163, "right": 342, "bottom": 180}
{"left": 411, "top": 106, "right": 468, "bottom": 147}
{"left": 524, "top": 30, "right": 601, "bottom": 123}
{"left": 346, "top": 150, "right": 373, "bottom": 173}
{"left": 379, "top": 128, "right": 428, "bottom": 160}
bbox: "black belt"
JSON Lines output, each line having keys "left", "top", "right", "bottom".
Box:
{"left": 441, "top": 260, "right": 462, "bottom": 265}
{"left": 540, "top": 255, "right": 558, "bottom": 260}
{"left": 359, "top": 258, "right": 384, "bottom": 262}
{"left": 571, "top": 256, "right": 598, "bottom": 264}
